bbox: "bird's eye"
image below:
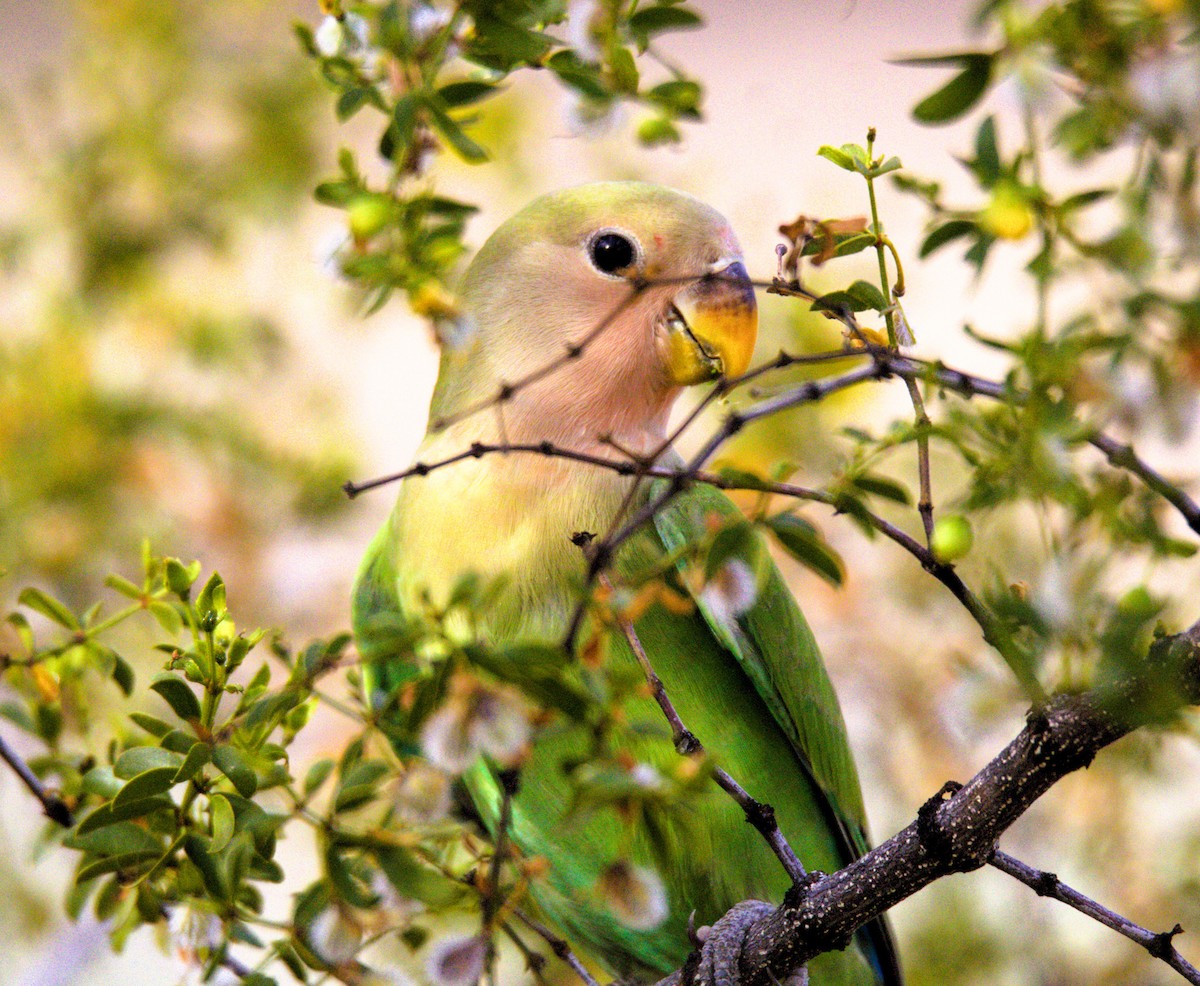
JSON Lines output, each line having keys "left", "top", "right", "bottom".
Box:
{"left": 589, "top": 232, "right": 636, "bottom": 274}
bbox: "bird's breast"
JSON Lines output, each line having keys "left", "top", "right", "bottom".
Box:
{"left": 393, "top": 450, "right": 638, "bottom": 641}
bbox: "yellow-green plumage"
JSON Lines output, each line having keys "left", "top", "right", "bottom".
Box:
{"left": 353, "top": 183, "right": 899, "bottom": 984}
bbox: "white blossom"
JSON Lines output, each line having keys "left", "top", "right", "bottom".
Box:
{"left": 308, "top": 905, "right": 362, "bottom": 967}
{"left": 700, "top": 558, "right": 758, "bottom": 620}
{"left": 596, "top": 861, "right": 669, "bottom": 931}
{"left": 314, "top": 15, "right": 345, "bottom": 57}
{"left": 426, "top": 934, "right": 487, "bottom": 986}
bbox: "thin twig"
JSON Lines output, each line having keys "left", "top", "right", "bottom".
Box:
{"left": 511, "top": 905, "right": 602, "bottom": 986}
{"left": 0, "top": 729, "right": 73, "bottom": 826}
{"left": 989, "top": 849, "right": 1200, "bottom": 983}
{"left": 597, "top": 574, "right": 808, "bottom": 884}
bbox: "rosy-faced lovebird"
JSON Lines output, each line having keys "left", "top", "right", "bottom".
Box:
{"left": 353, "top": 183, "right": 900, "bottom": 985}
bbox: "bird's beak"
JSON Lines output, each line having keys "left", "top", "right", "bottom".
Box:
{"left": 664, "top": 260, "right": 757, "bottom": 385}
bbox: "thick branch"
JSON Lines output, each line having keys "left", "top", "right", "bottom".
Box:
{"left": 711, "top": 620, "right": 1200, "bottom": 986}
{"left": 0, "top": 728, "right": 74, "bottom": 827}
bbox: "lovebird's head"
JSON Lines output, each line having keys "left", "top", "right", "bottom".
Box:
{"left": 430, "top": 182, "right": 757, "bottom": 448}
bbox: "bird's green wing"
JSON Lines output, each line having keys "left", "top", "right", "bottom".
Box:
{"left": 650, "top": 478, "right": 901, "bottom": 984}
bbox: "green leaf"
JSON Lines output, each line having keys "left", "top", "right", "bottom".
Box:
{"left": 817, "top": 145, "right": 856, "bottom": 172}
{"left": 104, "top": 574, "right": 143, "bottom": 599}
{"left": 376, "top": 846, "right": 467, "bottom": 908}
{"left": 628, "top": 5, "right": 703, "bottom": 50}
{"left": 113, "top": 766, "right": 179, "bottom": 808}
{"left": 18, "top": 587, "right": 78, "bottom": 629}
{"left": 195, "top": 570, "right": 226, "bottom": 621}
{"left": 148, "top": 600, "right": 183, "bottom": 635}
{"left": 305, "top": 758, "right": 336, "bottom": 795}
{"left": 129, "top": 713, "right": 174, "bottom": 738}
{"left": 645, "top": 80, "right": 701, "bottom": 118}
{"left": 76, "top": 795, "right": 174, "bottom": 835}
{"left": 764, "top": 514, "right": 846, "bottom": 587}
{"left": 609, "top": 45, "right": 639, "bottom": 94}
{"left": 335, "top": 86, "right": 375, "bottom": 121}
{"left": 213, "top": 745, "right": 258, "bottom": 798}
{"left": 210, "top": 793, "right": 236, "bottom": 854}
{"left": 76, "top": 850, "right": 161, "bottom": 885}
{"left": 845, "top": 279, "right": 888, "bottom": 312}
{"left": 114, "top": 746, "right": 185, "bottom": 780}
{"left": 64, "top": 820, "right": 162, "bottom": 856}
{"left": 111, "top": 654, "right": 135, "bottom": 697}
{"left": 424, "top": 97, "right": 489, "bottom": 163}
{"left": 81, "top": 766, "right": 123, "bottom": 799}
{"left": 801, "top": 232, "right": 877, "bottom": 260}
{"left": 973, "top": 115, "right": 1001, "bottom": 183}
{"left": 173, "top": 742, "right": 211, "bottom": 784}
{"left": 437, "top": 80, "right": 498, "bottom": 107}
{"left": 869, "top": 155, "right": 903, "bottom": 178}
{"left": 909, "top": 53, "right": 993, "bottom": 124}
{"left": 919, "top": 219, "right": 979, "bottom": 258}
{"left": 715, "top": 466, "right": 775, "bottom": 492}
{"left": 811, "top": 287, "right": 880, "bottom": 315}
{"left": 151, "top": 674, "right": 202, "bottom": 722}
{"left": 183, "top": 834, "right": 227, "bottom": 898}
{"left": 850, "top": 472, "right": 912, "bottom": 504}
{"left": 545, "top": 50, "right": 610, "bottom": 100}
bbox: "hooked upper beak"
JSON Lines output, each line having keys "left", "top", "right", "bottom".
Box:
{"left": 664, "top": 260, "right": 758, "bottom": 385}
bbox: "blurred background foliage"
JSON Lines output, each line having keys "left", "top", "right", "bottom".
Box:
{"left": 2, "top": 1, "right": 1200, "bottom": 985}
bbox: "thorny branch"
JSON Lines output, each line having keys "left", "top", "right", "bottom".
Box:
{"left": 672, "top": 619, "right": 1200, "bottom": 986}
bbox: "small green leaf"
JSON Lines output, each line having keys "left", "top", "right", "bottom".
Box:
{"left": 305, "top": 759, "right": 336, "bottom": 795}
{"left": 64, "top": 820, "right": 162, "bottom": 856}
{"left": 151, "top": 674, "right": 202, "bottom": 722}
{"left": 148, "top": 600, "right": 183, "bottom": 635}
{"left": 910, "top": 53, "right": 993, "bottom": 124}
{"left": 104, "top": 574, "right": 143, "bottom": 600}
{"left": 845, "top": 279, "right": 888, "bottom": 312}
{"left": 18, "top": 587, "right": 79, "bottom": 629}
{"left": 424, "top": 98, "right": 489, "bottom": 163}
{"left": 437, "top": 80, "right": 498, "bottom": 107}
{"left": 165, "top": 558, "right": 196, "bottom": 598}
{"left": 376, "top": 846, "right": 467, "bottom": 908}
{"left": 817, "top": 145, "right": 855, "bottom": 172}
{"left": 628, "top": 5, "right": 702, "bottom": 50}
{"left": 645, "top": 80, "right": 701, "bottom": 118}
{"left": 113, "top": 766, "right": 179, "bottom": 808}
{"left": 715, "top": 466, "right": 775, "bottom": 492}
{"left": 195, "top": 571, "right": 226, "bottom": 621}
{"left": 114, "top": 746, "right": 185, "bottom": 780}
{"left": 76, "top": 850, "right": 160, "bottom": 885}
{"left": 919, "top": 219, "right": 979, "bottom": 258}
{"left": 210, "top": 793, "right": 236, "bottom": 853}
{"left": 111, "top": 654, "right": 135, "bottom": 697}
{"left": 82, "top": 766, "right": 123, "bottom": 799}
{"left": 76, "top": 795, "right": 174, "bottom": 835}
{"left": 800, "top": 232, "right": 876, "bottom": 260}
{"left": 336, "top": 86, "right": 375, "bottom": 121}
{"left": 850, "top": 472, "right": 912, "bottom": 504}
{"left": 869, "top": 155, "right": 903, "bottom": 178}
{"left": 213, "top": 745, "right": 258, "bottom": 798}
{"left": 129, "top": 713, "right": 174, "bottom": 738}
{"left": 973, "top": 116, "right": 1001, "bottom": 183}
{"left": 173, "top": 742, "right": 211, "bottom": 784}
{"left": 764, "top": 514, "right": 846, "bottom": 587}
